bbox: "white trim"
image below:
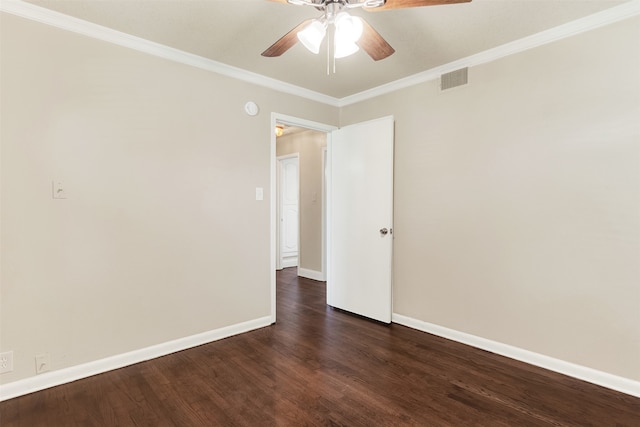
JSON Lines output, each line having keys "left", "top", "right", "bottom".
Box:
{"left": 325, "top": 132, "right": 334, "bottom": 305}
{"left": 276, "top": 153, "right": 300, "bottom": 160}
{"left": 297, "top": 267, "right": 325, "bottom": 282}
{"left": 270, "top": 115, "right": 277, "bottom": 323}
{"left": 392, "top": 313, "right": 640, "bottom": 398}
{"left": 321, "top": 146, "right": 328, "bottom": 283}
{"left": 0, "top": 316, "right": 272, "bottom": 402}
{"left": 274, "top": 114, "right": 339, "bottom": 134}
{"left": 0, "top": 0, "right": 340, "bottom": 107}
{"left": 2, "top": 0, "right": 638, "bottom": 108}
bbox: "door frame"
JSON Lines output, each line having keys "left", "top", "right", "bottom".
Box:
{"left": 270, "top": 113, "right": 337, "bottom": 323}
{"left": 276, "top": 153, "right": 300, "bottom": 270}
{"left": 321, "top": 146, "right": 328, "bottom": 282}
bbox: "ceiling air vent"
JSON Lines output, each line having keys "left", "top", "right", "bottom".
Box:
{"left": 441, "top": 68, "right": 468, "bottom": 91}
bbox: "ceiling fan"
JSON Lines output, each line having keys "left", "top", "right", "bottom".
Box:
{"left": 262, "top": 0, "right": 472, "bottom": 62}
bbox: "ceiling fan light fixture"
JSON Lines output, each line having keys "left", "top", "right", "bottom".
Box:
{"left": 297, "top": 19, "right": 327, "bottom": 54}
{"left": 334, "top": 40, "right": 359, "bottom": 59}
{"left": 333, "top": 12, "right": 363, "bottom": 58}
{"left": 335, "top": 12, "right": 363, "bottom": 43}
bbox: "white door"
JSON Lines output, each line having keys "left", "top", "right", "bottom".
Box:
{"left": 279, "top": 155, "right": 299, "bottom": 268}
{"left": 328, "top": 116, "right": 394, "bottom": 323}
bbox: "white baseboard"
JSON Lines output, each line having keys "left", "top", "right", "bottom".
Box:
{"left": 0, "top": 315, "right": 272, "bottom": 402}
{"left": 4, "top": 313, "right": 637, "bottom": 401}
{"left": 392, "top": 313, "right": 640, "bottom": 398}
{"left": 297, "top": 267, "right": 325, "bottom": 282}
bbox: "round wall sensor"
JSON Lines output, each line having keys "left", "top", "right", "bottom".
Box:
{"left": 244, "top": 101, "right": 259, "bottom": 116}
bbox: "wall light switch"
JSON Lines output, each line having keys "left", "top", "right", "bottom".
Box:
{"left": 255, "top": 187, "right": 264, "bottom": 201}
{"left": 52, "top": 181, "right": 66, "bottom": 199}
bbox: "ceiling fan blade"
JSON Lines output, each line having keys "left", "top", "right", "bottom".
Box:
{"left": 261, "top": 19, "right": 312, "bottom": 57}
{"left": 357, "top": 19, "right": 395, "bottom": 61}
{"left": 366, "top": 0, "right": 471, "bottom": 11}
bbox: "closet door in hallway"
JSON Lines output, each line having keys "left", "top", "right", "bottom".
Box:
{"left": 278, "top": 155, "right": 299, "bottom": 268}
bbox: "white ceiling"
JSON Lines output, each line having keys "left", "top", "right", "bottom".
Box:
{"left": 19, "top": 0, "right": 633, "bottom": 98}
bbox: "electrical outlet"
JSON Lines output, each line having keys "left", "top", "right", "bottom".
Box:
{"left": 35, "top": 353, "right": 50, "bottom": 374}
{"left": 0, "top": 351, "right": 13, "bottom": 374}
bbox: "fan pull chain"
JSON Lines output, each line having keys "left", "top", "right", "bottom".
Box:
{"left": 326, "top": 28, "right": 330, "bottom": 75}
{"left": 333, "top": 44, "right": 336, "bottom": 74}
{"left": 330, "top": 25, "right": 336, "bottom": 74}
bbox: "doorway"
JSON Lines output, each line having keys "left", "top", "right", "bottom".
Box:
{"left": 275, "top": 125, "right": 326, "bottom": 278}
{"left": 270, "top": 114, "right": 395, "bottom": 324}
{"left": 270, "top": 114, "right": 337, "bottom": 323}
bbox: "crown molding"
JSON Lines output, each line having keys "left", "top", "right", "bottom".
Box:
{"left": 0, "top": 0, "right": 342, "bottom": 107}
{"left": 2, "top": 0, "right": 639, "bottom": 108}
{"left": 339, "top": 0, "right": 640, "bottom": 106}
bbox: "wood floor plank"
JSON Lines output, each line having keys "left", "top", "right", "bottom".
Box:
{"left": 1, "top": 267, "right": 638, "bottom": 426}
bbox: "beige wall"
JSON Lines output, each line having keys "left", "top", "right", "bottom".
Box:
{"left": 0, "top": 13, "right": 338, "bottom": 383}
{"left": 276, "top": 130, "right": 327, "bottom": 273}
{"left": 341, "top": 17, "right": 640, "bottom": 380}
{"left": 1, "top": 9, "right": 638, "bottom": 388}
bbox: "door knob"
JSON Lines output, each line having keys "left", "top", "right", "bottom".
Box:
{"left": 380, "top": 228, "right": 389, "bottom": 236}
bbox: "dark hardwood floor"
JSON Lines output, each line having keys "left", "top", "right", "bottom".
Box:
{"left": 1, "top": 268, "right": 638, "bottom": 426}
